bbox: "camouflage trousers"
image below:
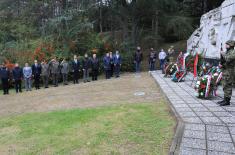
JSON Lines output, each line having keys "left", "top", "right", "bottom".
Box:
{"left": 223, "top": 68, "right": 234, "bottom": 98}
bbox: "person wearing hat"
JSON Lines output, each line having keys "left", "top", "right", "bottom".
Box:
{"left": 218, "top": 40, "right": 235, "bottom": 106}
{"left": 134, "top": 46, "right": 143, "bottom": 73}
{"left": 148, "top": 48, "right": 157, "bottom": 71}
{"left": 49, "top": 57, "right": 60, "bottom": 87}
{"left": 167, "top": 46, "right": 175, "bottom": 63}
{"left": 0, "top": 63, "right": 10, "bottom": 95}
{"left": 41, "top": 60, "right": 50, "bottom": 88}
{"left": 60, "top": 58, "right": 70, "bottom": 85}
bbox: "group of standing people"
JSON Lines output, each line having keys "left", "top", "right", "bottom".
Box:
{"left": 0, "top": 51, "right": 122, "bottom": 95}
{"left": 132, "top": 46, "right": 169, "bottom": 73}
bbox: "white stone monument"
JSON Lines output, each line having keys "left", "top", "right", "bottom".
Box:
{"left": 187, "top": 0, "right": 235, "bottom": 59}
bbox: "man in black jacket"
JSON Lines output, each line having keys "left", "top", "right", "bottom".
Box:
{"left": 82, "top": 53, "right": 92, "bottom": 83}
{"left": 72, "top": 55, "right": 80, "bottom": 84}
{"left": 32, "top": 60, "right": 42, "bottom": 89}
{"left": 134, "top": 46, "right": 143, "bottom": 73}
{"left": 0, "top": 63, "right": 10, "bottom": 95}
{"left": 109, "top": 52, "right": 114, "bottom": 77}
{"left": 91, "top": 53, "right": 99, "bottom": 81}
{"left": 13, "top": 63, "right": 23, "bottom": 93}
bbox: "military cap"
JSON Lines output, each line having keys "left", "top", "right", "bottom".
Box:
{"left": 226, "top": 40, "right": 235, "bottom": 47}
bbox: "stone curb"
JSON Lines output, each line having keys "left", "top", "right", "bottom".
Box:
{"left": 150, "top": 72, "right": 184, "bottom": 155}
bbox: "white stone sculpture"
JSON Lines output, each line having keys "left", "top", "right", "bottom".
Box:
{"left": 187, "top": 0, "right": 235, "bottom": 59}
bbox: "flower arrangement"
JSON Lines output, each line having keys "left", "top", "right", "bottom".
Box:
{"left": 172, "top": 70, "right": 186, "bottom": 82}
{"left": 195, "top": 67, "right": 222, "bottom": 99}
{"left": 164, "top": 63, "right": 178, "bottom": 77}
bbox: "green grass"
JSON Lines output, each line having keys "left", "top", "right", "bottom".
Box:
{"left": 0, "top": 102, "right": 175, "bottom": 155}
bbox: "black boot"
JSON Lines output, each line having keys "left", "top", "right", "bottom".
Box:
{"left": 220, "top": 97, "right": 231, "bottom": 106}
{"left": 217, "top": 100, "right": 225, "bottom": 105}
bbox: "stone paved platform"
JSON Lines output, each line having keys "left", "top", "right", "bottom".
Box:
{"left": 151, "top": 71, "right": 235, "bottom": 155}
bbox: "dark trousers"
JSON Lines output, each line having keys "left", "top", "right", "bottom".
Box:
{"left": 62, "top": 74, "right": 68, "bottom": 85}
{"left": 15, "top": 79, "right": 22, "bottom": 93}
{"left": 1, "top": 78, "right": 9, "bottom": 95}
{"left": 114, "top": 65, "right": 121, "bottom": 77}
{"left": 105, "top": 69, "right": 111, "bottom": 79}
{"left": 52, "top": 73, "right": 59, "bottom": 86}
{"left": 149, "top": 62, "right": 155, "bottom": 71}
{"left": 34, "top": 74, "right": 40, "bottom": 89}
{"left": 83, "top": 69, "right": 90, "bottom": 82}
{"left": 92, "top": 69, "right": 98, "bottom": 81}
{"left": 160, "top": 59, "right": 165, "bottom": 70}
{"left": 135, "top": 62, "right": 141, "bottom": 73}
{"left": 42, "top": 76, "right": 49, "bottom": 88}
{"left": 110, "top": 64, "right": 114, "bottom": 77}
{"left": 73, "top": 71, "right": 79, "bottom": 84}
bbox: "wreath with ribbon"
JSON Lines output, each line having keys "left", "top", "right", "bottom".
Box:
{"left": 195, "top": 67, "right": 222, "bottom": 99}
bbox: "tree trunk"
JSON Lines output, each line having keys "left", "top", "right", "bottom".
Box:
{"left": 99, "top": 0, "right": 103, "bottom": 33}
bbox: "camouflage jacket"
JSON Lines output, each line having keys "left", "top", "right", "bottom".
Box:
{"left": 223, "top": 48, "right": 235, "bottom": 69}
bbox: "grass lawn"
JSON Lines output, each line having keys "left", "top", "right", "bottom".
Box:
{"left": 0, "top": 101, "right": 175, "bottom": 155}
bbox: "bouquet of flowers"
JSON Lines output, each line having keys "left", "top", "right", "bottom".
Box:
{"left": 172, "top": 70, "right": 186, "bottom": 82}
{"left": 195, "top": 67, "right": 222, "bottom": 99}
{"left": 164, "top": 63, "right": 174, "bottom": 77}
{"left": 165, "top": 63, "right": 179, "bottom": 77}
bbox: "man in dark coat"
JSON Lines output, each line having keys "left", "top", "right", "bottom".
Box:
{"left": 109, "top": 52, "right": 114, "bottom": 77}
{"left": 32, "top": 60, "right": 42, "bottom": 90}
{"left": 12, "top": 63, "right": 23, "bottom": 93}
{"left": 148, "top": 48, "right": 157, "bottom": 71}
{"left": 82, "top": 53, "right": 92, "bottom": 83}
{"left": 91, "top": 53, "right": 99, "bottom": 81}
{"left": 134, "top": 46, "right": 143, "bottom": 73}
{"left": 113, "top": 50, "right": 122, "bottom": 78}
{"left": 0, "top": 63, "right": 10, "bottom": 95}
{"left": 103, "top": 52, "right": 111, "bottom": 79}
{"left": 71, "top": 55, "right": 80, "bottom": 84}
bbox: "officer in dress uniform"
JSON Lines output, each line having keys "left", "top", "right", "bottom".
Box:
{"left": 49, "top": 57, "right": 60, "bottom": 87}
{"left": 41, "top": 60, "right": 50, "bottom": 88}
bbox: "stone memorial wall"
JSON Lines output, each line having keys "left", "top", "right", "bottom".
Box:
{"left": 187, "top": 0, "right": 235, "bottom": 59}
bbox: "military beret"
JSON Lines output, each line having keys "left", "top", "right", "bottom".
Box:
{"left": 226, "top": 40, "right": 235, "bottom": 47}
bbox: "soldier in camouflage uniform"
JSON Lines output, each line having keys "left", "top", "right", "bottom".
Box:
{"left": 218, "top": 40, "right": 235, "bottom": 106}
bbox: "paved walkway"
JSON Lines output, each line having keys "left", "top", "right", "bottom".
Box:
{"left": 151, "top": 71, "right": 235, "bottom": 155}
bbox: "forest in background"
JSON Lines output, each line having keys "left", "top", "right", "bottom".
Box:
{"left": 0, "top": 0, "right": 224, "bottom": 70}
